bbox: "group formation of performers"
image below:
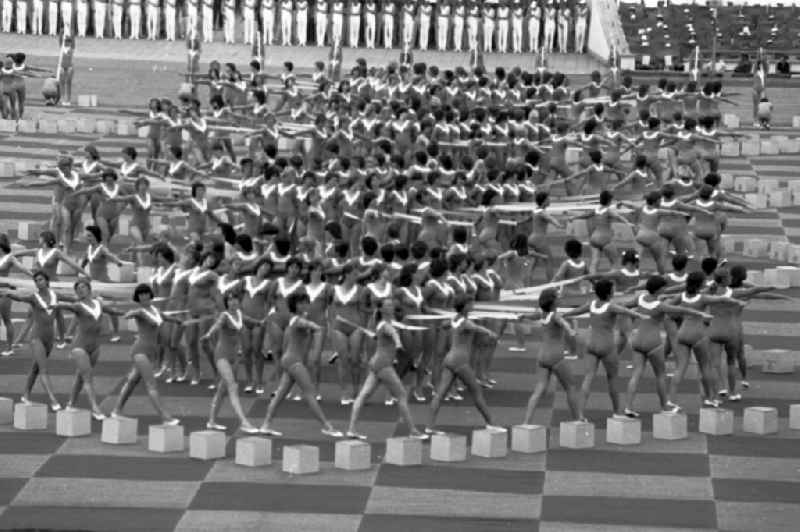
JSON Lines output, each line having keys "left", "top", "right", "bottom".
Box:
{"left": 1, "top": 0, "right": 589, "bottom": 53}
{"left": 0, "top": 45, "right": 788, "bottom": 440}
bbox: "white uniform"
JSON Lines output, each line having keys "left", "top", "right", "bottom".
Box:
{"left": 331, "top": 0, "right": 343, "bottom": 44}
{"left": 381, "top": 0, "right": 393, "bottom": 48}
{"left": 527, "top": 1, "right": 541, "bottom": 53}
{"left": 295, "top": 0, "right": 308, "bottom": 44}
{"left": 436, "top": 2, "right": 449, "bottom": 51}
{"left": 364, "top": 0, "right": 376, "bottom": 48}
{"left": 482, "top": 5, "right": 495, "bottom": 52}
{"left": 574, "top": 3, "right": 587, "bottom": 53}
{"left": 543, "top": 5, "right": 556, "bottom": 53}
{"left": 146, "top": 0, "right": 160, "bottom": 39}
{"left": 557, "top": 5, "right": 569, "bottom": 52}
{"left": 401, "top": 2, "right": 414, "bottom": 46}
{"left": 32, "top": 0, "right": 43, "bottom": 34}
{"left": 418, "top": 0, "right": 432, "bottom": 50}
{"left": 243, "top": 0, "right": 255, "bottom": 43}
{"left": 466, "top": 3, "right": 479, "bottom": 51}
{"left": 186, "top": 0, "right": 198, "bottom": 35}
{"left": 261, "top": 0, "right": 275, "bottom": 44}
{"left": 16, "top": 0, "right": 27, "bottom": 33}
{"left": 129, "top": 0, "right": 142, "bottom": 39}
{"left": 112, "top": 0, "right": 124, "bottom": 37}
{"left": 48, "top": 0, "right": 58, "bottom": 34}
{"left": 201, "top": 0, "right": 213, "bottom": 42}
{"left": 94, "top": 0, "right": 108, "bottom": 37}
{"left": 2, "top": 0, "right": 12, "bottom": 32}
{"left": 280, "top": 0, "right": 292, "bottom": 44}
{"left": 314, "top": 0, "right": 327, "bottom": 44}
{"left": 223, "top": 0, "right": 235, "bottom": 42}
{"left": 164, "top": 0, "right": 176, "bottom": 39}
{"left": 511, "top": 1, "right": 524, "bottom": 53}
{"left": 452, "top": 1, "right": 464, "bottom": 51}
{"left": 497, "top": 3, "right": 509, "bottom": 53}
{"left": 348, "top": 0, "right": 359, "bottom": 47}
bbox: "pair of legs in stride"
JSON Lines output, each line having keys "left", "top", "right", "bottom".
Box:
{"left": 624, "top": 344, "right": 672, "bottom": 416}
{"left": 523, "top": 359, "right": 583, "bottom": 425}
{"left": 425, "top": 364, "right": 500, "bottom": 434}
{"left": 22, "top": 338, "right": 61, "bottom": 410}
{"left": 346, "top": 365, "right": 424, "bottom": 439}
{"left": 581, "top": 347, "right": 625, "bottom": 418}
{"left": 67, "top": 347, "right": 106, "bottom": 420}
{"left": 668, "top": 336, "right": 719, "bottom": 408}
{"left": 111, "top": 353, "right": 179, "bottom": 424}
{"left": 207, "top": 356, "right": 258, "bottom": 433}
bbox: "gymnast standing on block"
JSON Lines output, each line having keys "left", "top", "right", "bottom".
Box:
{"left": 424, "top": 295, "right": 503, "bottom": 435}
{"left": 521, "top": 288, "right": 584, "bottom": 425}
{"left": 110, "top": 284, "right": 181, "bottom": 425}
{"left": 0, "top": 234, "right": 33, "bottom": 355}
{"left": 345, "top": 298, "right": 427, "bottom": 441}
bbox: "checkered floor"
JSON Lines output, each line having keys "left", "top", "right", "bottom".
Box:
{"left": 0, "top": 107, "right": 799, "bottom": 531}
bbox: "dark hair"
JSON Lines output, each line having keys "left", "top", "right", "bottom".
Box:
{"left": 538, "top": 288, "right": 558, "bottom": 313}
{"left": 672, "top": 253, "right": 688, "bottom": 271}
{"left": 0, "top": 234, "right": 10, "bottom": 254}
{"left": 686, "top": 271, "right": 706, "bottom": 294}
{"left": 700, "top": 257, "right": 718, "bottom": 276}
{"left": 564, "top": 239, "right": 582, "bottom": 259}
{"left": 287, "top": 291, "right": 309, "bottom": 313}
{"left": 621, "top": 249, "right": 639, "bottom": 266}
{"left": 645, "top": 275, "right": 667, "bottom": 294}
{"left": 133, "top": 283, "right": 154, "bottom": 302}
{"left": 85, "top": 225, "right": 102, "bottom": 243}
{"left": 40, "top": 230, "right": 57, "bottom": 247}
{"left": 594, "top": 279, "right": 614, "bottom": 300}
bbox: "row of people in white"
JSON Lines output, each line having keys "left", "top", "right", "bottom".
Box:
{"left": 0, "top": 0, "right": 589, "bottom": 53}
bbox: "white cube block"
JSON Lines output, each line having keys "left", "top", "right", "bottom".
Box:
{"left": 790, "top": 404, "right": 800, "bottom": 430}
{"left": 781, "top": 267, "right": 800, "bottom": 287}
{"left": 742, "top": 406, "right": 778, "bottom": 435}
{"left": 768, "top": 190, "right": 792, "bottom": 208}
{"left": 384, "top": 437, "right": 422, "bottom": 466}
{"left": 148, "top": 424, "right": 185, "bottom": 453}
{"left": 762, "top": 349, "right": 795, "bottom": 374}
{"left": 118, "top": 216, "right": 130, "bottom": 236}
{"left": 0, "top": 119, "right": 18, "bottom": 132}
{"left": 430, "top": 433, "right": 467, "bottom": 462}
{"left": 0, "top": 161, "right": 15, "bottom": 178}
{"left": 101, "top": 415, "right": 138, "bottom": 444}
{"left": 137, "top": 126, "right": 150, "bottom": 139}
{"left": 764, "top": 268, "right": 792, "bottom": 289}
{"left": 77, "top": 95, "right": 93, "bottom": 107}
{"left": 471, "top": 427, "right": 508, "bottom": 458}
{"left": 778, "top": 137, "right": 800, "bottom": 153}
{"left": 760, "top": 140, "right": 779, "bottom": 155}
{"left": 722, "top": 113, "right": 740, "bottom": 129}
{"left": 282, "top": 444, "right": 319, "bottom": 474}
{"left": 76, "top": 118, "right": 96, "bottom": 133}
{"left": 137, "top": 266, "right": 155, "bottom": 283}
{"left": 720, "top": 173, "right": 735, "bottom": 189}
{"left": 57, "top": 120, "right": 77, "bottom": 134}
{"left": 606, "top": 417, "right": 642, "bottom": 445}
{"left": 17, "top": 119, "right": 37, "bottom": 133}
{"left": 56, "top": 408, "right": 92, "bottom": 437}
{"left": 744, "top": 238, "right": 769, "bottom": 257}
{"left": 0, "top": 397, "right": 12, "bottom": 424}
{"left": 565, "top": 147, "right": 581, "bottom": 165}
{"left": 740, "top": 139, "right": 760, "bottom": 156}
{"left": 792, "top": 116, "right": 800, "bottom": 128}
{"left": 96, "top": 120, "right": 114, "bottom": 134}
{"left": 653, "top": 412, "right": 688, "bottom": 440}
{"left": 748, "top": 270, "right": 766, "bottom": 286}
{"left": 235, "top": 436, "right": 272, "bottom": 467}
{"left": 511, "top": 424, "right": 547, "bottom": 453}
{"left": 768, "top": 241, "right": 790, "bottom": 262}
{"left": 699, "top": 408, "right": 734, "bottom": 436}
{"left": 13, "top": 402, "right": 48, "bottom": 430}
{"left": 17, "top": 221, "right": 40, "bottom": 241}
{"left": 116, "top": 120, "right": 136, "bottom": 136}
{"left": 335, "top": 440, "right": 371, "bottom": 470}
{"left": 189, "top": 430, "right": 226, "bottom": 460}
{"left": 734, "top": 176, "right": 758, "bottom": 193}
{"left": 559, "top": 421, "right": 595, "bottom": 449}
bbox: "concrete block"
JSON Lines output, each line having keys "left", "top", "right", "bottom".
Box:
{"left": 77, "top": 94, "right": 95, "bottom": 107}
{"left": 733, "top": 176, "right": 758, "bottom": 193}
{"left": 778, "top": 137, "right": 800, "bottom": 153}
{"left": 740, "top": 138, "right": 760, "bottom": 156}
{"left": 116, "top": 120, "right": 136, "bottom": 136}
{"left": 137, "top": 126, "right": 150, "bottom": 139}
{"left": 559, "top": 420, "right": 595, "bottom": 449}
{"left": 653, "top": 412, "right": 688, "bottom": 440}
{"left": 764, "top": 268, "right": 792, "bottom": 289}
{"left": 189, "top": 430, "right": 226, "bottom": 460}
{"left": 137, "top": 266, "right": 155, "bottom": 284}
{"left": 511, "top": 424, "right": 547, "bottom": 453}
{"left": 76, "top": 118, "right": 96, "bottom": 133}
{"left": 109, "top": 262, "right": 136, "bottom": 283}
{"left": 148, "top": 424, "right": 185, "bottom": 453}
{"left": 13, "top": 402, "right": 48, "bottom": 430}
{"left": 39, "top": 119, "right": 58, "bottom": 134}
{"left": 606, "top": 417, "right": 642, "bottom": 445}
{"left": 0, "top": 161, "right": 15, "bottom": 178}
{"left": 722, "top": 113, "right": 740, "bottom": 129}
{"left": 17, "top": 119, "right": 36, "bottom": 133}
{"left": 334, "top": 440, "right": 371, "bottom": 470}
{"left": 0, "top": 119, "right": 17, "bottom": 133}
{"left": 57, "top": 119, "right": 77, "bottom": 134}
{"left": 760, "top": 140, "right": 779, "bottom": 155}
{"left": 779, "top": 266, "right": 800, "bottom": 287}
{"left": 762, "top": 349, "right": 795, "bottom": 374}
{"left": 20, "top": 257, "right": 33, "bottom": 269}
{"left": 384, "top": 437, "right": 422, "bottom": 466}
{"left": 720, "top": 173, "right": 735, "bottom": 189}
{"left": 17, "top": 221, "right": 39, "bottom": 241}
{"left": 758, "top": 178, "right": 780, "bottom": 194}
{"left": 101, "top": 415, "right": 138, "bottom": 444}
{"left": 792, "top": 116, "right": 800, "bottom": 128}
{"left": 56, "top": 408, "right": 92, "bottom": 437}
{"left": 768, "top": 241, "right": 789, "bottom": 262}
{"left": 699, "top": 408, "right": 734, "bottom": 436}
{"left": 788, "top": 244, "right": 800, "bottom": 263}
{"left": 744, "top": 238, "right": 769, "bottom": 258}
{"left": 0, "top": 397, "right": 14, "bottom": 424}
{"left": 748, "top": 269, "right": 765, "bottom": 285}
{"left": 768, "top": 190, "right": 792, "bottom": 208}
{"left": 742, "top": 406, "right": 778, "bottom": 435}
{"left": 471, "top": 427, "right": 508, "bottom": 458}
{"left": 565, "top": 147, "right": 581, "bottom": 165}
{"left": 118, "top": 216, "right": 130, "bottom": 236}
{"left": 235, "top": 436, "right": 272, "bottom": 467}
{"left": 430, "top": 433, "right": 467, "bottom": 462}
{"left": 96, "top": 120, "right": 114, "bottom": 135}
{"left": 790, "top": 404, "right": 800, "bottom": 430}
{"left": 282, "top": 444, "right": 319, "bottom": 474}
